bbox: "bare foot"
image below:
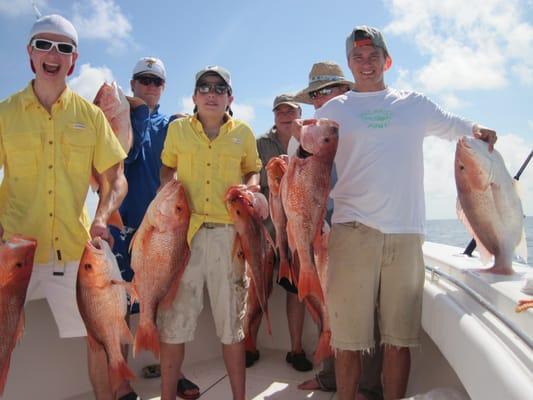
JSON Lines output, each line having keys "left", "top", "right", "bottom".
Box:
{"left": 298, "top": 377, "right": 321, "bottom": 390}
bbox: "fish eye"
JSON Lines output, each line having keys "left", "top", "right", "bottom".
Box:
{"left": 460, "top": 165, "right": 465, "bottom": 170}
{"left": 176, "top": 206, "right": 181, "bottom": 212}
{"left": 15, "top": 262, "right": 23, "bottom": 268}
{"left": 324, "top": 138, "right": 330, "bottom": 143}
{"left": 236, "top": 210, "right": 241, "bottom": 215}
{"left": 84, "top": 263, "right": 92, "bottom": 270}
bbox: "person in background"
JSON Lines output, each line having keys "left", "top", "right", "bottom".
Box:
{"left": 158, "top": 65, "right": 261, "bottom": 400}
{"left": 314, "top": 26, "right": 496, "bottom": 400}
{"left": 254, "top": 94, "right": 313, "bottom": 372}
{"left": 0, "top": 14, "right": 127, "bottom": 399}
{"left": 111, "top": 56, "right": 198, "bottom": 400}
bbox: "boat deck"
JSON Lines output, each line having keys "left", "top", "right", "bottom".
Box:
{"left": 69, "top": 348, "right": 336, "bottom": 400}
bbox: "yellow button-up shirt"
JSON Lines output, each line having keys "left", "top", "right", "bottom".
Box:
{"left": 0, "top": 82, "right": 127, "bottom": 263}
{"left": 161, "top": 114, "right": 261, "bottom": 243}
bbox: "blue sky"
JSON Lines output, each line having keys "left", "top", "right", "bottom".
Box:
{"left": 0, "top": 0, "right": 532, "bottom": 219}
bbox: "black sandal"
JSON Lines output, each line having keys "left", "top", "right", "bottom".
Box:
{"left": 177, "top": 377, "right": 200, "bottom": 400}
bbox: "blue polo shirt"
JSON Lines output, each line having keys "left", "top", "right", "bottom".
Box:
{"left": 119, "top": 104, "right": 170, "bottom": 230}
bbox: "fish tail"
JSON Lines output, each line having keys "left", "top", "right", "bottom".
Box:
{"left": 133, "top": 320, "right": 160, "bottom": 359}
{"left": 108, "top": 358, "right": 136, "bottom": 396}
{"left": 298, "top": 268, "right": 324, "bottom": 303}
{"left": 313, "top": 330, "right": 332, "bottom": 365}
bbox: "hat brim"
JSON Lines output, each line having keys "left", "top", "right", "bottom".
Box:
{"left": 133, "top": 71, "right": 166, "bottom": 81}
{"left": 272, "top": 101, "right": 300, "bottom": 111}
{"left": 196, "top": 71, "right": 231, "bottom": 88}
{"left": 294, "top": 79, "right": 354, "bottom": 104}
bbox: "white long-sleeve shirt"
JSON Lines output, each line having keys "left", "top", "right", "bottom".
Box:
{"left": 315, "top": 87, "right": 473, "bottom": 234}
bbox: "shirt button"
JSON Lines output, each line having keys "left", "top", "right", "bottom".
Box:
{"left": 48, "top": 117, "right": 52, "bottom": 121}
{"left": 208, "top": 145, "right": 212, "bottom": 149}
{"left": 48, "top": 165, "right": 53, "bottom": 169}
{"left": 49, "top": 213, "right": 53, "bottom": 217}
{"left": 49, "top": 141, "right": 53, "bottom": 145}
{"left": 207, "top": 163, "right": 211, "bottom": 167}
{"left": 206, "top": 180, "right": 210, "bottom": 184}
{"left": 54, "top": 237, "right": 59, "bottom": 241}
{"left": 48, "top": 190, "right": 52, "bottom": 194}
{"left": 206, "top": 198, "right": 209, "bottom": 202}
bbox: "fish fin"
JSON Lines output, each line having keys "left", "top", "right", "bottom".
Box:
{"left": 111, "top": 281, "right": 139, "bottom": 304}
{"left": 303, "top": 297, "right": 321, "bottom": 326}
{"left": 160, "top": 247, "right": 189, "bottom": 309}
{"left": 514, "top": 225, "right": 528, "bottom": 263}
{"left": 107, "top": 210, "right": 124, "bottom": 230}
{"left": 119, "top": 320, "right": 134, "bottom": 345}
{"left": 133, "top": 320, "right": 160, "bottom": 359}
{"left": 108, "top": 358, "right": 136, "bottom": 396}
{"left": 0, "top": 350, "right": 11, "bottom": 396}
{"left": 313, "top": 330, "right": 332, "bottom": 365}
{"left": 15, "top": 311, "right": 25, "bottom": 344}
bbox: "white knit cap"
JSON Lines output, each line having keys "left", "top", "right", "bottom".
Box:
{"left": 29, "top": 14, "right": 78, "bottom": 46}
{"left": 132, "top": 57, "right": 167, "bottom": 80}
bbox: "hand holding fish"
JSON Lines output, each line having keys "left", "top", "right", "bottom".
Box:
{"left": 89, "top": 219, "right": 113, "bottom": 248}
{"left": 126, "top": 95, "right": 146, "bottom": 109}
{"left": 473, "top": 125, "right": 497, "bottom": 152}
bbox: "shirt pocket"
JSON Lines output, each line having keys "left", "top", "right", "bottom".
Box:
{"left": 3, "top": 133, "right": 41, "bottom": 178}
{"left": 62, "top": 133, "right": 95, "bottom": 174}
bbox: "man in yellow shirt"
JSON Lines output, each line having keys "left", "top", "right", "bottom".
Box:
{"left": 0, "top": 14, "right": 127, "bottom": 399}
{"left": 159, "top": 65, "right": 261, "bottom": 400}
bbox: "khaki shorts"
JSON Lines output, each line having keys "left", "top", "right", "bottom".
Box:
{"left": 327, "top": 221, "right": 424, "bottom": 351}
{"left": 157, "top": 225, "right": 248, "bottom": 345}
{"left": 26, "top": 256, "right": 86, "bottom": 338}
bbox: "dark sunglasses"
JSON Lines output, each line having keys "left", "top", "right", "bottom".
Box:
{"left": 136, "top": 76, "right": 164, "bottom": 87}
{"left": 196, "top": 83, "right": 230, "bottom": 95}
{"left": 309, "top": 86, "right": 343, "bottom": 100}
{"left": 31, "top": 38, "right": 76, "bottom": 55}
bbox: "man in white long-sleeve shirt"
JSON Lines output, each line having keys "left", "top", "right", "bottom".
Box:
{"left": 314, "top": 26, "right": 497, "bottom": 400}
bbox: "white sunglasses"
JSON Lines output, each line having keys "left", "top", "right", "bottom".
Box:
{"left": 31, "top": 38, "right": 76, "bottom": 55}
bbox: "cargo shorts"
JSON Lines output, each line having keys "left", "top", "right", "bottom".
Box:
{"left": 327, "top": 221, "right": 424, "bottom": 351}
{"left": 157, "top": 225, "right": 248, "bottom": 345}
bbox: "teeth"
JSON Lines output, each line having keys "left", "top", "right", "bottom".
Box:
{"left": 43, "top": 62, "right": 60, "bottom": 73}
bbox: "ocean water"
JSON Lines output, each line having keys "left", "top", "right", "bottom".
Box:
{"left": 425, "top": 216, "right": 533, "bottom": 265}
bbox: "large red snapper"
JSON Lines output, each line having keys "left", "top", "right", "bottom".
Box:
{"left": 0, "top": 236, "right": 37, "bottom": 396}
{"left": 281, "top": 118, "right": 338, "bottom": 301}
{"left": 130, "top": 179, "right": 191, "bottom": 358}
{"left": 266, "top": 156, "right": 292, "bottom": 283}
{"left": 77, "top": 237, "right": 135, "bottom": 395}
{"left": 455, "top": 136, "right": 526, "bottom": 274}
{"left": 225, "top": 185, "right": 274, "bottom": 334}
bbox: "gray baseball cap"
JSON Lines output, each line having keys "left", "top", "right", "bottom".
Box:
{"left": 195, "top": 65, "right": 232, "bottom": 87}
{"left": 345, "top": 25, "right": 391, "bottom": 61}
{"left": 272, "top": 94, "right": 300, "bottom": 111}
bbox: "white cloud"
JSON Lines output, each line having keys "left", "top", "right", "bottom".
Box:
{"left": 72, "top": 0, "right": 131, "bottom": 52}
{"left": 0, "top": 0, "right": 46, "bottom": 17}
{"left": 68, "top": 63, "right": 114, "bottom": 101}
{"left": 385, "top": 0, "right": 533, "bottom": 97}
{"left": 528, "top": 120, "right": 533, "bottom": 131}
{"left": 178, "top": 97, "right": 256, "bottom": 125}
{"left": 424, "top": 133, "right": 533, "bottom": 219}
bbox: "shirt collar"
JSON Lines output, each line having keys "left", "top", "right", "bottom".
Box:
{"left": 20, "top": 80, "right": 72, "bottom": 111}
{"left": 191, "top": 113, "right": 235, "bottom": 135}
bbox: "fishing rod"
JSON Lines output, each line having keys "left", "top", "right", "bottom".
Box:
{"left": 463, "top": 148, "right": 533, "bottom": 257}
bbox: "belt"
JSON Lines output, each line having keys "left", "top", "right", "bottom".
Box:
{"left": 202, "top": 222, "right": 231, "bottom": 229}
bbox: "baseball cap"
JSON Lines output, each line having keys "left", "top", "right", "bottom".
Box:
{"left": 272, "top": 94, "right": 300, "bottom": 111}
{"left": 195, "top": 65, "right": 232, "bottom": 87}
{"left": 132, "top": 57, "right": 166, "bottom": 80}
{"left": 345, "top": 25, "right": 392, "bottom": 67}
{"left": 29, "top": 14, "right": 78, "bottom": 46}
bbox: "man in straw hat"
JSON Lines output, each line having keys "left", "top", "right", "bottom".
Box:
{"left": 0, "top": 13, "right": 127, "bottom": 398}
{"left": 293, "top": 62, "right": 384, "bottom": 400}
{"left": 310, "top": 26, "right": 497, "bottom": 399}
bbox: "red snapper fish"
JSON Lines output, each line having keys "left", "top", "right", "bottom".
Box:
{"left": 266, "top": 156, "right": 291, "bottom": 283}
{"left": 455, "top": 136, "right": 527, "bottom": 274}
{"left": 0, "top": 236, "right": 37, "bottom": 396}
{"left": 225, "top": 185, "right": 275, "bottom": 334}
{"left": 281, "top": 118, "right": 338, "bottom": 301}
{"left": 130, "top": 179, "right": 191, "bottom": 358}
{"left": 93, "top": 81, "right": 133, "bottom": 154}
{"left": 76, "top": 237, "right": 135, "bottom": 395}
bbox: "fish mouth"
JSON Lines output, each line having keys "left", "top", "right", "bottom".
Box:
{"left": 87, "top": 237, "right": 105, "bottom": 254}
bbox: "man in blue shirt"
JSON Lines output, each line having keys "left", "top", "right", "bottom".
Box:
{"left": 112, "top": 57, "right": 199, "bottom": 400}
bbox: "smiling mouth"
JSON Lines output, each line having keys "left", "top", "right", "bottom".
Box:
{"left": 43, "top": 62, "right": 60, "bottom": 74}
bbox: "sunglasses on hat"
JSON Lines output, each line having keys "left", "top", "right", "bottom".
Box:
{"left": 196, "top": 82, "right": 230, "bottom": 95}
{"left": 136, "top": 76, "right": 164, "bottom": 87}
{"left": 31, "top": 38, "right": 76, "bottom": 55}
{"left": 309, "top": 86, "right": 339, "bottom": 99}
